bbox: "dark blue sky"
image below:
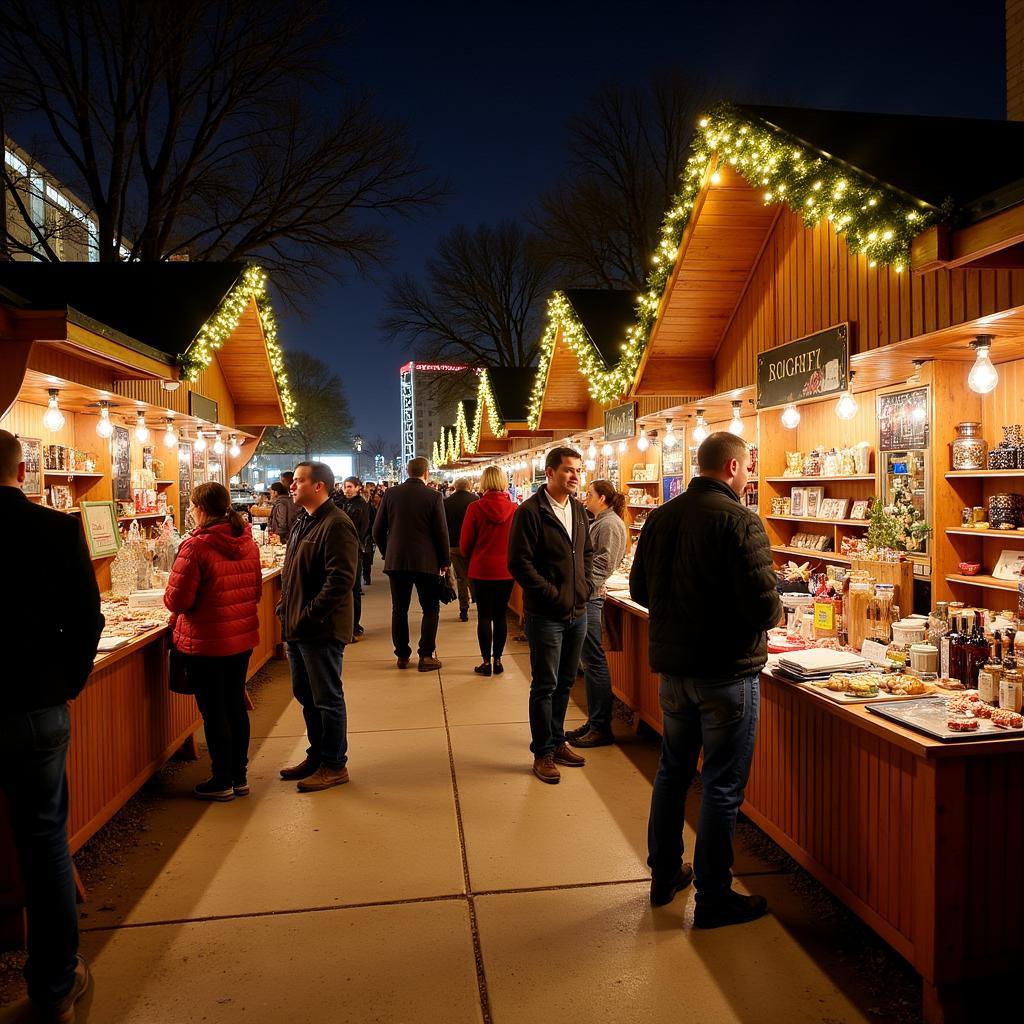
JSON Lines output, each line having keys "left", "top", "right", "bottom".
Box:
{"left": 279, "top": 0, "right": 1008, "bottom": 448}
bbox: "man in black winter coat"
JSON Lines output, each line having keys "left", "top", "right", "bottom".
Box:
{"left": 630, "top": 431, "right": 781, "bottom": 929}
{"left": 334, "top": 477, "right": 371, "bottom": 637}
{"left": 443, "top": 477, "right": 478, "bottom": 621}
{"left": 508, "top": 447, "right": 593, "bottom": 785}
{"left": 0, "top": 430, "right": 103, "bottom": 1021}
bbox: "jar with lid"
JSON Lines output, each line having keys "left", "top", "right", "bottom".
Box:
{"left": 873, "top": 584, "right": 897, "bottom": 643}
{"left": 909, "top": 642, "right": 938, "bottom": 677}
{"left": 951, "top": 422, "right": 988, "bottom": 471}
{"left": 927, "top": 602, "right": 949, "bottom": 646}
{"left": 999, "top": 669, "right": 1023, "bottom": 713}
{"left": 847, "top": 582, "right": 872, "bottom": 651}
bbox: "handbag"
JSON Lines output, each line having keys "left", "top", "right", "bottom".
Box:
{"left": 167, "top": 641, "right": 194, "bottom": 695}
{"left": 438, "top": 565, "right": 458, "bottom": 605}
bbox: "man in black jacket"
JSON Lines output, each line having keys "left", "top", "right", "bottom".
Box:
{"left": 0, "top": 430, "right": 103, "bottom": 1021}
{"left": 372, "top": 457, "right": 450, "bottom": 671}
{"left": 508, "top": 447, "right": 593, "bottom": 784}
{"left": 279, "top": 461, "right": 360, "bottom": 792}
{"left": 443, "top": 477, "right": 478, "bottom": 621}
{"left": 334, "top": 476, "right": 371, "bottom": 638}
{"left": 630, "top": 431, "right": 781, "bottom": 928}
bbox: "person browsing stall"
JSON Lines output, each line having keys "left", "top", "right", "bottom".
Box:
{"left": 267, "top": 480, "right": 298, "bottom": 544}
{"left": 444, "top": 477, "right": 479, "bottom": 622}
{"left": 630, "top": 431, "right": 781, "bottom": 927}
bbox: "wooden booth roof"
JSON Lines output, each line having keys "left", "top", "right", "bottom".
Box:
{"left": 0, "top": 263, "right": 288, "bottom": 428}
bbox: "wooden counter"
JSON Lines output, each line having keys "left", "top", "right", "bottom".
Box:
{"left": 602, "top": 594, "right": 1023, "bottom": 1024}
{"left": 0, "top": 569, "right": 283, "bottom": 944}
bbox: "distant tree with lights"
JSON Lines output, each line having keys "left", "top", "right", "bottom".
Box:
{"left": 533, "top": 70, "right": 709, "bottom": 292}
{"left": 0, "top": 0, "right": 439, "bottom": 293}
{"left": 258, "top": 351, "right": 352, "bottom": 461}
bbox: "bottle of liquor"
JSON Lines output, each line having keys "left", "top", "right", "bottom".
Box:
{"left": 941, "top": 615, "right": 963, "bottom": 681}
{"left": 964, "top": 616, "right": 991, "bottom": 690}
{"left": 1004, "top": 628, "right": 1018, "bottom": 670}
{"left": 978, "top": 636, "right": 1003, "bottom": 704}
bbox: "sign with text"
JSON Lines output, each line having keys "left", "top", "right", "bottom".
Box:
{"left": 756, "top": 324, "right": 849, "bottom": 410}
{"left": 603, "top": 402, "right": 636, "bottom": 442}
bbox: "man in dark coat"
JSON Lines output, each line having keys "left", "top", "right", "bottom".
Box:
{"left": 443, "top": 477, "right": 479, "bottom": 621}
{"left": 0, "top": 430, "right": 103, "bottom": 1021}
{"left": 372, "top": 457, "right": 450, "bottom": 671}
{"left": 279, "top": 461, "right": 360, "bottom": 792}
{"left": 333, "top": 476, "right": 371, "bottom": 638}
{"left": 508, "top": 447, "right": 593, "bottom": 785}
{"left": 630, "top": 431, "right": 781, "bottom": 928}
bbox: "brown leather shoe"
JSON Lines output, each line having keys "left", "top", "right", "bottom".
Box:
{"left": 296, "top": 766, "right": 350, "bottom": 792}
{"left": 553, "top": 742, "right": 586, "bottom": 767}
{"left": 279, "top": 756, "right": 319, "bottom": 780}
{"left": 418, "top": 655, "right": 442, "bottom": 671}
{"left": 396, "top": 657, "right": 411, "bottom": 669}
{"left": 532, "top": 754, "right": 560, "bottom": 784}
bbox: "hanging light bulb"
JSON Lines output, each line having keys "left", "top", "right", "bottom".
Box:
{"left": 587, "top": 438, "right": 597, "bottom": 459}
{"left": 728, "top": 400, "right": 745, "bottom": 437}
{"left": 585, "top": 458, "right": 596, "bottom": 472}
{"left": 42, "top": 389, "right": 65, "bottom": 432}
{"left": 663, "top": 419, "right": 677, "bottom": 448}
{"left": 163, "top": 418, "right": 177, "bottom": 448}
{"left": 601, "top": 441, "right": 613, "bottom": 457}
{"left": 967, "top": 335, "right": 998, "bottom": 394}
{"left": 134, "top": 411, "right": 150, "bottom": 443}
{"left": 781, "top": 403, "right": 801, "bottom": 429}
{"left": 229, "top": 435, "right": 241, "bottom": 457}
{"left": 835, "top": 371, "right": 858, "bottom": 420}
{"left": 636, "top": 424, "right": 650, "bottom": 451}
{"left": 194, "top": 431, "right": 207, "bottom": 453}
{"left": 213, "top": 432, "right": 225, "bottom": 455}
{"left": 96, "top": 401, "right": 114, "bottom": 439}
{"left": 692, "top": 409, "right": 709, "bottom": 445}
{"left": 618, "top": 439, "right": 627, "bottom": 454}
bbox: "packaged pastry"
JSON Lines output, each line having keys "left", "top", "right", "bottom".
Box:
{"left": 990, "top": 708, "right": 1024, "bottom": 729}
{"left": 947, "top": 715, "right": 980, "bottom": 732}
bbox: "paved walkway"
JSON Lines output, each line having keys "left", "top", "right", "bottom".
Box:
{"left": 8, "top": 572, "right": 908, "bottom": 1022}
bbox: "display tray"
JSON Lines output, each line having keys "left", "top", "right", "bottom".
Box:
{"left": 867, "top": 697, "right": 1024, "bottom": 742}
{"left": 805, "top": 683, "right": 939, "bottom": 705}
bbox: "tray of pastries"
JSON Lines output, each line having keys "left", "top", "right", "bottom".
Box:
{"left": 810, "top": 672, "right": 937, "bottom": 703}
{"left": 867, "top": 692, "right": 1024, "bottom": 741}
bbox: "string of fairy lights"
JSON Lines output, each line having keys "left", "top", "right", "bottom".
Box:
{"left": 521, "top": 103, "right": 940, "bottom": 430}
{"left": 432, "top": 367, "right": 511, "bottom": 467}
{"left": 179, "top": 264, "right": 297, "bottom": 427}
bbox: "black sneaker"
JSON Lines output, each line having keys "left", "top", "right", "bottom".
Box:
{"left": 564, "top": 723, "right": 590, "bottom": 742}
{"left": 650, "top": 863, "right": 694, "bottom": 907}
{"left": 693, "top": 890, "right": 768, "bottom": 929}
{"left": 194, "top": 779, "right": 234, "bottom": 802}
{"left": 233, "top": 778, "right": 250, "bottom": 797}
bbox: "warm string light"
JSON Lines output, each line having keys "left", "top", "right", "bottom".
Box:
{"left": 43, "top": 389, "right": 65, "bottom": 432}
{"left": 179, "top": 265, "right": 297, "bottom": 426}
{"left": 96, "top": 401, "right": 114, "bottom": 439}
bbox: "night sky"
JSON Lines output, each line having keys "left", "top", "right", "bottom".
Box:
{"left": 280, "top": 0, "right": 1007, "bottom": 448}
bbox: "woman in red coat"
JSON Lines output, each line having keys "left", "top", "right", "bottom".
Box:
{"left": 459, "top": 465, "right": 516, "bottom": 677}
{"left": 165, "top": 482, "right": 263, "bottom": 801}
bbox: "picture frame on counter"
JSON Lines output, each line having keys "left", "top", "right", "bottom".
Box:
{"left": 849, "top": 499, "right": 870, "bottom": 520}
{"left": 791, "top": 487, "right": 807, "bottom": 517}
{"left": 81, "top": 500, "right": 122, "bottom": 558}
{"left": 818, "top": 498, "right": 850, "bottom": 520}
{"left": 49, "top": 484, "right": 74, "bottom": 511}
{"left": 19, "top": 435, "right": 42, "bottom": 497}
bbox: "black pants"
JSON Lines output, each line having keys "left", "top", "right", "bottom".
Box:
{"left": 362, "top": 545, "right": 374, "bottom": 584}
{"left": 187, "top": 650, "right": 252, "bottom": 786}
{"left": 473, "top": 578, "right": 515, "bottom": 660}
{"left": 352, "top": 577, "right": 363, "bottom": 631}
{"left": 387, "top": 571, "right": 440, "bottom": 659}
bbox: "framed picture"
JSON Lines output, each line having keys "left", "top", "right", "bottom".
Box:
{"left": 661, "top": 443, "right": 685, "bottom": 477}
{"left": 142, "top": 445, "right": 154, "bottom": 472}
{"left": 818, "top": 498, "right": 837, "bottom": 519}
{"left": 81, "top": 501, "right": 121, "bottom": 558}
{"left": 18, "top": 435, "right": 42, "bottom": 496}
{"left": 112, "top": 424, "right": 131, "bottom": 501}
{"left": 791, "top": 487, "right": 807, "bottom": 517}
{"left": 850, "top": 499, "right": 870, "bottom": 520}
{"left": 662, "top": 475, "right": 685, "bottom": 503}
{"left": 805, "top": 486, "right": 825, "bottom": 517}
{"left": 878, "top": 387, "right": 929, "bottom": 452}
{"left": 831, "top": 498, "right": 850, "bottom": 520}
{"left": 993, "top": 549, "right": 1024, "bottom": 581}
{"left": 49, "top": 484, "right": 74, "bottom": 511}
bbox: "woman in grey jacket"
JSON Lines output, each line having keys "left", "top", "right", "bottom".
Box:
{"left": 567, "top": 479, "right": 628, "bottom": 747}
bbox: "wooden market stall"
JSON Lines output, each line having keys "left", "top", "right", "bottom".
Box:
{"left": 549, "top": 104, "right": 1024, "bottom": 1022}
{"left": 0, "top": 262, "right": 292, "bottom": 942}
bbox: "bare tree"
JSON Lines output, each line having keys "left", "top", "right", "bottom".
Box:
{"left": 0, "top": 0, "right": 439, "bottom": 291}
{"left": 533, "top": 71, "right": 710, "bottom": 292}
{"left": 258, "top": 351, "right": 353, "bottom": 460}
{"left": 381, "top": 221, "right": 556, "bottom": 368}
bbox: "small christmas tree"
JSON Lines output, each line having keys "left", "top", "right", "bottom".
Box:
{"left": 866, "top": 476, "right": 931, "bottom": 553}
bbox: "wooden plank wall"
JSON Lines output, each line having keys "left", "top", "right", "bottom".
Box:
{"left": 715, "top": 207, "right": 1024, "bottom": 394}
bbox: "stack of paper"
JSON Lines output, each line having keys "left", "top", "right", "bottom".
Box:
{"left": 776, "top": 648, "right": 867, "bottom": 681}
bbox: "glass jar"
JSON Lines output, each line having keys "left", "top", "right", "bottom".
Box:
{"left": 951, "top": 422, "right": 988, "bottom": 471}
{"left": 1003, "top": 424, "right": 1024, "bottom": 447}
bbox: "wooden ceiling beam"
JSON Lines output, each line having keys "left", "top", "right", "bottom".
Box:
{"left": 633, "top": 357, "right": 714, "bottom": 396}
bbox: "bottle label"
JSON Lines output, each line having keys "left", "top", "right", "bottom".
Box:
{"left": 978, "top": 669, "right": 998, "bottom": 704}
{"left": 940, "top": 637, "right": 951, "bottom": 678}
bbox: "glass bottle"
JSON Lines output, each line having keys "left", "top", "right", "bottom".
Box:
{"left": 940, "top": 615, "right": 959, "bottom": 679}
{"left": 978, "top": 637, "right": 1003, "bottom": 704}
{"left": 927, "top": 601, "right": 949, "bottom": 647}
{"left": 964, "top": 617, "right": 991, "bottom": 690}
{"left": 1004, "top": 628, "right": 1018, "bottom": 670}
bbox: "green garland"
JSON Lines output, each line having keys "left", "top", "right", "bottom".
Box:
{"left": 526, "top": 102, "right": 942, "bottom": 427}
{"left": 179, "top": 264, "right": 297, "bottom": 426}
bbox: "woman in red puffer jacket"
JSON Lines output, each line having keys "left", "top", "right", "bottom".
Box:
{"left": 165, "top": 482, "right": 262, "bottom": 802}
{"left": 459, "top": 465, "right": 516, "bottom": 677}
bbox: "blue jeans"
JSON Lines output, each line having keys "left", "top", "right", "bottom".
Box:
{"left": 287, "top": 640, "right": 348, "bottom": 770}
{"left": 525, "top": 612, "right": 587, "bottom": 756}
{"left": 647, "top": 674, "right": 760, "bottom": 905}
{"left": 0, "top": 704, "right": 78, "bottom": 1006}
{"left": 580, "top": 597, "right": 613, "bottom": 735}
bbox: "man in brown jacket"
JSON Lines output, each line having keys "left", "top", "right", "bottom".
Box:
{"left": 278, "top": 461, "right": 360, "bottom": 792}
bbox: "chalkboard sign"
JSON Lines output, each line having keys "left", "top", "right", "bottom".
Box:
{"left": 603, "top": 402, "right": 636, "bottom": 442}
{"left": 112, "top": 425, "right": 131, "bottom": 501}
{"left": 178, "top": 441, "right": 193, "bottom": 525}
{"left": 878, "top": 387, "right": 929, "bottom": 452}
{"left": 756, "top": 324, "right": 849, "bottom": 410}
